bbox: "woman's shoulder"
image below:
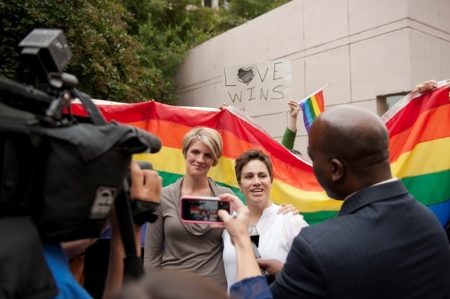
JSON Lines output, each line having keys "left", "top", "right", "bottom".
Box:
{"left": 160, "top": 178, "right": 183, "bottom": 203}
{"left": 273, "top": 204, "right": 309, "bottom": 227}
{"left": 282, "top": 212, "right": 309, "bottom": 233}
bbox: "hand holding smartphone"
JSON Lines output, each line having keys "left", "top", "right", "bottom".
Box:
{"left": 180, "top": 196, "right": 233, "bottom": 224}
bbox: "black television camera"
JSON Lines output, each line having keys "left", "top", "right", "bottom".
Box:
{"left": 0, "top": 29, "right": 159, "bottom": 297}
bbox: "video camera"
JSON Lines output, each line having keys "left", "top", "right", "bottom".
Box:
{"left": 0, "top": 29, "right": 160, "bottom": 296}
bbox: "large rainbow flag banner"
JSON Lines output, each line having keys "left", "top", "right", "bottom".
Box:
{"left": 72, "top": 100, "right": 339, "bottom": 225}
{"left": 299, "top": 90, "right": 325, "bottom": 132}
{"left": 71, "top": 79, "right": 450, "bottom": 226}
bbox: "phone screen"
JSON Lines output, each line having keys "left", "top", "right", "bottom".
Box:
{"left": 180, "top": 197, "right": 231, "bottom": 223}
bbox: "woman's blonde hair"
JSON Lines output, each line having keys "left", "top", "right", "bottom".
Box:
{"left": 181, "top": 127, "right": 223, "bottom": 166}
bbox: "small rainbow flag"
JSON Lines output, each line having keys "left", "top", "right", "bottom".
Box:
{"left": 299, "top": 89, "right": 325, "bottom": 132}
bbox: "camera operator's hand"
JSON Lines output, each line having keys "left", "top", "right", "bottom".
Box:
{"left": 212, "top": 193, "right": 249, "bottom": 242}
{"left": 129, "top": 161, "right": 162, "bottom": 204}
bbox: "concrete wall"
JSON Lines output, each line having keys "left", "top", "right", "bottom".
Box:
{"left": 175, "top": 0, "right": 450, "bottom": 156}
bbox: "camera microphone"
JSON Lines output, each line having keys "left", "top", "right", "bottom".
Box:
{"left": 248, "top": 225, "right": 266, "bottom": 276}
{"left": 249, "top": 225, "right": 276, "bottom": 284}
{"left": 129, "top": 126, "right": 162, "bottom": 154}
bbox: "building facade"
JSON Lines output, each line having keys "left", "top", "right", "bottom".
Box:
{"left": 176, "top": 0, "right": 450, "bottom": 156}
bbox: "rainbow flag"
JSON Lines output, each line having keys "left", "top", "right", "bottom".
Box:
{"left": 72, "top": 101, "right": 340, "bottom": 225}
{"left": 382, "top": 80, "right": 450, "bottom": 226}
{"left": 71, "top": 80, "right": 450, "bottom": 227}
{"left": 299, "top": 90, "right": 325, "bottom": 132}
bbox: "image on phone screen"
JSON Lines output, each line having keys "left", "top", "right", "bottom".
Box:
{"left": 181, "top": 199, "right": 231, "bottom": 222}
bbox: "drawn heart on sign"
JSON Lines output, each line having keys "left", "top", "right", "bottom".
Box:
{"left": 237, "top": 67, "right": 255, "bottom": 85}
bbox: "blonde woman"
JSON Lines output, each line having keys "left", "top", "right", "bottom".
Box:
{"left": 144, "top": 127, "right": 233, "bottom": 288}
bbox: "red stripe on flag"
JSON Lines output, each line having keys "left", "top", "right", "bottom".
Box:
{"left": 386, "top": 86, "right": 450, "bottom": 138}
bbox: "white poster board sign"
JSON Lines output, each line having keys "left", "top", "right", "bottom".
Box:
{"left": 223, "top": 59, "right": 292, "bottom": 107}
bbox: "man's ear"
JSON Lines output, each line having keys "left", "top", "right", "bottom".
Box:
{"left": 330, "top": 158, "right": 344, "bottom": 182}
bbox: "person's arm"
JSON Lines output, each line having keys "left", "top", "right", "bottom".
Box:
{"left": 287, "top": 100, "right": 299, "bottom": 133}
{"left": 60, "top": 238, "right": 97, "bottom": 259}
{"left": 214, "top": 193, "right": 273, "bottom": 299}
{"left": 103, "top": 161, "right": 162, "bottom": 299}
{"left": 281, "top": 100, "right": 299, "bottom": 149}
{"left": 214, "top": 193, "right": 262, "bottom": 280}
{"left": 257, "top": 259, "right": 284, "bottom": 276}
{"left": 102, "top": 207, "right": 125, "bottom": 299}
{"left": 143, "top": 196, "right": 164, "bottom": 271}
{"left": 281, "top": 128, "right": 296, "bottom": 149}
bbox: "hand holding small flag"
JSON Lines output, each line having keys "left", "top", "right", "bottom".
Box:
{"left": 279, "top": 83, "right": 329, "bottom": 132}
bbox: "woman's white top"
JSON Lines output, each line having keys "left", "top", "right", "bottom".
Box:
{"left": 222, "top": 203, "right": 309, "bottom": 289}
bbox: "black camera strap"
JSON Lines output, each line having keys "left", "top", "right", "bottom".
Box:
{"left": 70, "top": 89, "right": 144, "bottom": 279}
{"left": 115, "top": 181, "right": 144, "bottom": 279}
{"left": 71, "top": 88, "right": 106, "bottom": 125}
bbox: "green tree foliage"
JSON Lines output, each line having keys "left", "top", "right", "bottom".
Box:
{"left": 118, "top": 0, "right": 224, "bottom": 103}
{"left": 0, "top": 0, "right": 291, "bottom": 103}
{"left": 0, "top": 0, "right": 161, "bottom": 103}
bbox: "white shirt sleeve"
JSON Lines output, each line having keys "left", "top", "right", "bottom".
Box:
{"left": 285, "top": 214, "right": 309, "bottom": 251}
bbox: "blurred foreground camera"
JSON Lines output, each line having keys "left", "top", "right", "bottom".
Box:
{"left": 0, "top": 28, "right": 162, "bottom": 242}
{"left": 0, "top": 29, "right": 161, "bottom": 294}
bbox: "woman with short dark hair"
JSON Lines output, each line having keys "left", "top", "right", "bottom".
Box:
{"left": 222, "top": 149, "right": 309, "bottom": 288}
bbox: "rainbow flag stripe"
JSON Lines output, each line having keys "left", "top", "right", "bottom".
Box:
{"left": 299, "top": 90, "right": 325, "bottom": 132}
{"left": 382, "top": 80, "right": 450, "bottom": 226}
{"left": 71, "top": 101, "right": 340, "bottom": 225}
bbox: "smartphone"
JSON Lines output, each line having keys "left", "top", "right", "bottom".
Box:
{"left": 180, "top": 196, "right": 232, "bottom": 224}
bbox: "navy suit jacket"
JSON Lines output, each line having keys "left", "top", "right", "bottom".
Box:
{"left": 271, "top": 180, "right": 450, "bottom": 299}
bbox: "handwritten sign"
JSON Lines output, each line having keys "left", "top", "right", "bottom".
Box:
{"left": 223, "top": 59, "right": 292, "bottom": 107}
